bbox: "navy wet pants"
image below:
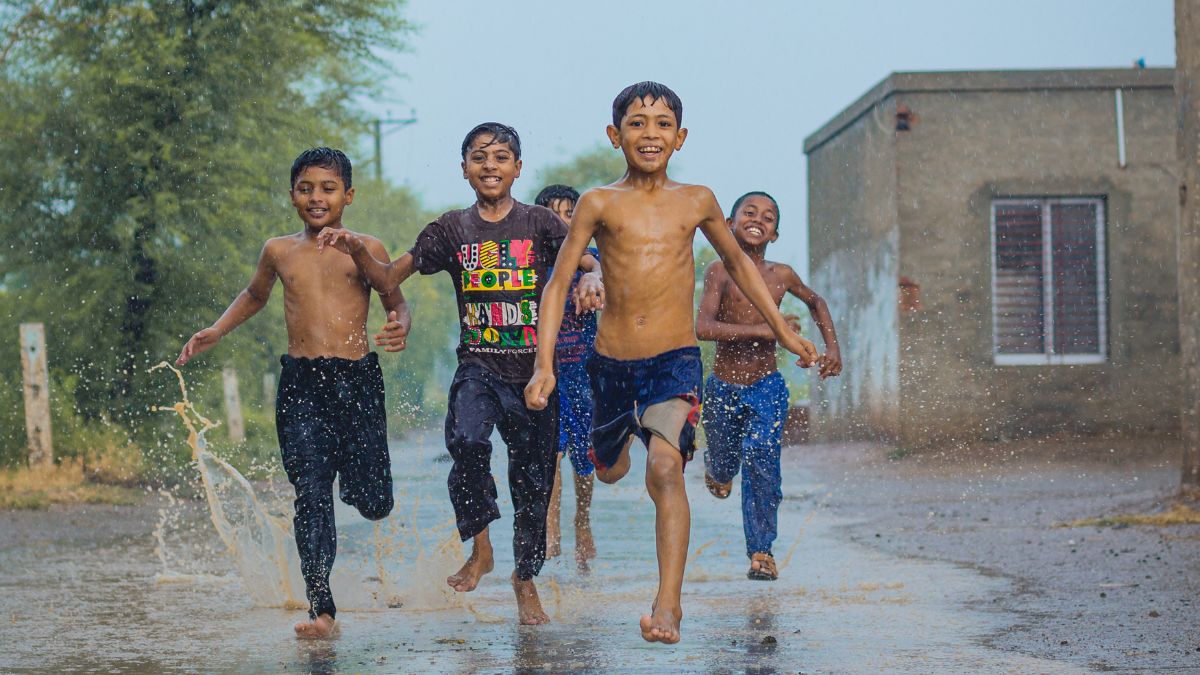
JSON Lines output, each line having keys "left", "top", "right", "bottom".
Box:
{"left": 276, "top": 352, "right": 393, "bottom": 620}
{"left": 701, "top": 371, "right": 788, "bottom": 558}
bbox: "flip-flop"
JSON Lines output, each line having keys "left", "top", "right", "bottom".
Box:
{"left": 747, "top": 552, "right": 778, "bottom": 581}
{"left": 704, "top": 471, "right": 732, "bottom": 499}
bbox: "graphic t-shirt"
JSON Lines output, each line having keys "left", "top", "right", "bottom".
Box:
{"left": 409, "top": 201, "right": 567, "bottom": 383}
{"left": 555, "top": 247, "right": 599, "bottom": 366}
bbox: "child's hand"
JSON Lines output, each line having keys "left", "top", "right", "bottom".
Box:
{"left": 176, "top": 327, "right": 222, "bottom": 366}
{"left": 781, "top": 332, "right": 819, "bottom": 368}
{"left": 315, "top": 227, "right": 359, "bottom": 254}
{"left": 574, "top": 272, "right": 605, "bottom": 313}
{"left": 374, "top": 310, "right": 408, "bottom": 352}
{"left": 524, "top": 367, "right": 557, "bottom": 410}
{"left": 818, "top": 345, "right": 843, "bottom": 379}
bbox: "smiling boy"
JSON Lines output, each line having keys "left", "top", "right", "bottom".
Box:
{"left": 524, "top": 83, "right": 819, "bottom": 643}
{"left": 316, "top": 124, "right": 600, "bottom": 625}
{"left": 177, "top": 147, "right": 410, "bottom": 638}
{"left": 696, "top": 191, "right": 841, "bottom": 581}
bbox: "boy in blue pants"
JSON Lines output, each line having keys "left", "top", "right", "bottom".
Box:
{"left": 696, "top": 191, "right": 841, "bottom": 581}
{"left": 534, "top": 184, "right": 599, "bottom": 568}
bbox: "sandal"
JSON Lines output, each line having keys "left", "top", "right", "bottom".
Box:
{"left": 705, "top": 471, "right": 732, "bottom": 499}
{"left": 747, "top": 552, "right": 778, "bottom": 581}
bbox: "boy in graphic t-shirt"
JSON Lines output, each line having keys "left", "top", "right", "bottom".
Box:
{"left": 316, "top": 123, "right": 600, "bottom": 625}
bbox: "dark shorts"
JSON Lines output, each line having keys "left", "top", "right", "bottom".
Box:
{"left": 585, "top": 346, "right": 703, "bottom": 470}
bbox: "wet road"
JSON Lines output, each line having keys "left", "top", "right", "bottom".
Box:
{"left": 1, "top": 433, "right": 1083, "bottom": 673}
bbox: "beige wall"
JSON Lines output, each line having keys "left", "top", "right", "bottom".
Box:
{"left": 893, "top": 86, "right": 1179, "bottom": 445}
{"left": 807, "top": 100, "right": 901, "bottom": 441}
{"left": 807, "top": 74, "right": 1180, "bottom": 446}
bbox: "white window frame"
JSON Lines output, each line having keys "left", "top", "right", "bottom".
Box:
{"left": 990, "top": 197, "right": 1107, "bottom": 366}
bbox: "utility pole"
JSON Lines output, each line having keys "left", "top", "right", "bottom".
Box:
{"left": 371, "top": 112, "right": 417, "bottom": 182}
{"left": 1176, "top": 0, "right": 1200, "bottom": 488}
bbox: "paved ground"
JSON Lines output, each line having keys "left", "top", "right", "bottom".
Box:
{"left": 794, "top": 437, "right": 1200, "bottom": 672}
{"left": 1, "top": 433, "right": 1197, "bottom": 673}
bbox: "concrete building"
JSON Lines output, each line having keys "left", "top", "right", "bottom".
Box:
{"left": 804, "top": 69, "right": 1179, "bottom": 446}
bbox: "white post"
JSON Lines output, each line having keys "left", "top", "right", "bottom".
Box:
{"left": 222, "top": 366, "right": 246, "bottom": 443}
{"left": 263, "top": 372, "right": 277, "bottom": 411}
{"left": 20, "top": 323, "right": 53, "bottom": 467}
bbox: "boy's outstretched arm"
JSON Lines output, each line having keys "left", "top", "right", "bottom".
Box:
{"left": 694, "top": 261, "right": 802, "bottom": 341}
{"left": 525, "top": 192, "right": 601, "bottom": 410}
{"left": 315, "top": 227, "right": 416, "bottom": 293}
{"left": 696, "top": 189, "right": 818, "bottom": 367}
{"left": 785, "top": 267, "right": 842, "bottom": 378}
{"left": 364, "top": 238, "right": 412, "bottom": 353}
{"left": 177, "top": 241, "right": 277, "bottom": 366}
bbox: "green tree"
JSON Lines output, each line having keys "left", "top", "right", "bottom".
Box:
{"left": 529, "top": 143, "right": 627, "bottom": 198}
{"left": 0, "top": 1, "right": 411, "bottom": 467}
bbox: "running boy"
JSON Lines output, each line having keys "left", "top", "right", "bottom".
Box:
{"left": 534, "top": 184, "right": 599, "bottom": 568}
{"left": 315, "top": 124, "right": 600, "bottom": 625}
{"left": 176, "top": 147, "right": 410, "bottom": 638}
{"left": 696, "top": 191, "right": 841, "bottom": 582}
{"left": 524, "top": 82, "right": 819, "bottom": 644}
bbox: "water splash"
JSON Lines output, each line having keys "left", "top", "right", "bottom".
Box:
{"left": 149, "top": 361, "right": 305, "bottom": 610}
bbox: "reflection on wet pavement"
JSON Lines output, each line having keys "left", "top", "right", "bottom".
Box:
{"left": 0, "top": 432, "right": 1078, "bottom": 673}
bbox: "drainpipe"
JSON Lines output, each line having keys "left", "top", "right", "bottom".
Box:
{"left": 1114, "top": 88, "right": 1127, "bottom": 169}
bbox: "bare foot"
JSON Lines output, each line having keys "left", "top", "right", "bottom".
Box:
{"left": 294, "top": 613, "right": 336, "bottom": 639}
{"left": 639, "top": 604, "right": 682, "bottom": 644}
{"left": 511, "top": 572, "right": 550, "bottom": 625}
{"left": 574, "top": 519, "right": 596, "bottom": 567}
{"left": 447, "top": 540, "right": 494, "bottom": 592}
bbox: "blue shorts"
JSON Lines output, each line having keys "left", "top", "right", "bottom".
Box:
{"left": 557, "top": 361, "right": 595, "bottom": 476}
{"left": 585, "top": 346, "right": 703, "bottom": 470}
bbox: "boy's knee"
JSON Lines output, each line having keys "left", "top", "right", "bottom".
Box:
{"left": 357, "top": 494, "right": 394, "bottom": 521}
{"left": 645, "top": 451, "right": 683, "bottom": 487}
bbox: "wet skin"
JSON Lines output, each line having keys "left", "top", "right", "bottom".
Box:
{"left": 177, "top": 164, "right": 411, "bottom": 365}
{"left": 525, "top": 94, "right": 819, "bottom": 644}
{"left": 695, "top": 194, "right": 842, "bottom": 385}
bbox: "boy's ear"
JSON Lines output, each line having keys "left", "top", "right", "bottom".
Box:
{"left": 514, "top": 158, "right": 522, "bottom": 179}
{"left": 344, "top": 186, "right": 355, "bottom": 205}
{"left": 606, "top": 125, "right": 620, "bottom": 148}
{"left": 726, "top": 216, "right": 734, "bottom": 230}
{"left": 461, "top": 160, "right": 468, "bottom": 180}
{"left": 675, "top": 127, "right": 688, "bottom": 150}
{"left": 770, "top": 229, "right": 779, "bottom": 242}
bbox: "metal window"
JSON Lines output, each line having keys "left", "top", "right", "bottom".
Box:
{"left": 991, "top": 198, "right": 1107, "bottom": 365}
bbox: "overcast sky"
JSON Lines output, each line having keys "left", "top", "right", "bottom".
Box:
{"left": 363, "top": 0, "right": 1174, "bottom": 276}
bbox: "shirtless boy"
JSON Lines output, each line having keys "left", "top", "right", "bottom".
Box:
{"left": 696, "top": 191, "right": 841, "bottom": 581}
{"left": 534, "top": 184, "right": 599, "bottom": 568}
{"left": 176, "top": 147, "right": 410, "bottom": 638}
{"left": 315, "top": 124, "right": 600, "bottom": 625}
{"left": 524, "top": 82, "right": 818, "bottom": 644}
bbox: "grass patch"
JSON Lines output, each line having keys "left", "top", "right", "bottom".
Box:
{"left": 1060, "top": 503, "right": 1200, "bottom": 528}
{"left": 0, "top": 460, "right": 144, "bottom": 510}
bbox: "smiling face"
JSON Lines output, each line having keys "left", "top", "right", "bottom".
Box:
{"left": 461, "top": 134, "right": 522, "bottom": 201}
{"left": 729, "top": 194, "right": 779, "bottom": 249}
{"left": 290, "top": 165, "right": 354, "bottom": 231}
{"left": 606, "top": 95, "right": 686, "bottom": 175}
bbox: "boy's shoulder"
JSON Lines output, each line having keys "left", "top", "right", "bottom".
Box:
{"left": 763, "top": 259, "right": 799, "bottom": 279}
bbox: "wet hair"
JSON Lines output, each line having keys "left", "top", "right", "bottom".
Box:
{"left": 612, "top": 81, "right": 683, "bottom": 128}
{"left": 290, "top": 147, "right": 352, "bottom": 189}
{"left": 534, "top": 184, "right": 580, "bottom": 208}
{"left": 461, "top": 122, "right": 522, "bottom": 160}
{"left": 730, "top": 191, "right": 781, "bottom": 230}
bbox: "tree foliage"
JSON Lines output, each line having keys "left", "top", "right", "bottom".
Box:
{"left": 0, "top": 1, "right": 413, "bottom": 467}
{"left": 529, "top": 143, "right": 628, "bottom": 198}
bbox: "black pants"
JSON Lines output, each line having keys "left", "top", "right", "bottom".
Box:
{"left": 276, "top": 352, "right": 394, "bottom": 620}
{"left": 445, "top": 362, "right": 559, "bottom": 581}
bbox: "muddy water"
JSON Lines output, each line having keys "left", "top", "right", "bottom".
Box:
{"left": 0, "top": 428, "right": 1079, "bottom": 673}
